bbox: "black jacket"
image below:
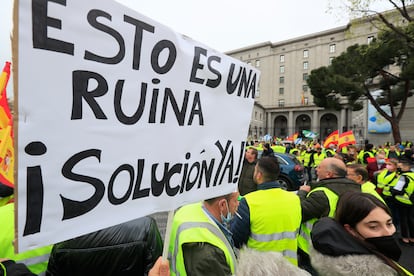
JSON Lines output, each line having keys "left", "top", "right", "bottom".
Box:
{"left": 310, "top": 217, "right": 398, "bottom": 275}
{"left": 0, "top": 260, "right": 37, "bottom": 276}
{"left": 297, "top": 177, "right": 361, "bottom": 222}
{"left": 238, "top": 159, "right": 257, "bottom": 196}
{"left": 46, "top": 216, "right": 163, "bottom": 276}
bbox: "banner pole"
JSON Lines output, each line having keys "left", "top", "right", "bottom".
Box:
{"left": 162, "top": 210, "right": 175, "bottom": 260}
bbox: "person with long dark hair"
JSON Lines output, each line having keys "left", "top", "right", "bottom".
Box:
{"left": 310, "top": 191, "right": 413, "bottom": 275}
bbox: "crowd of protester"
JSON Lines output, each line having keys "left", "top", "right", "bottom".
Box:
{"left": 1, "top": 139, "right": 414, "bottom": 275}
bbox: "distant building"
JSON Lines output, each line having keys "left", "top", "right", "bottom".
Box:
{"left": 226, "top": 6, "right": 414, "bottom": 145}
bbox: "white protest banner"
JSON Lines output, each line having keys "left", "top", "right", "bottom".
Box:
{"left": 15, "top": 0, "right": 259, "bottom": 252}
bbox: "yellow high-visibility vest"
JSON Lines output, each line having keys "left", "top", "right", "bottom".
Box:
{"left": 0, "top": 203, "right": 52, "bottom": 275}
{"left": 168, "top": 202, "right": 236, "bottom": 276}
{"left": 245, "top": 188, "right": 301, "bottom": 265}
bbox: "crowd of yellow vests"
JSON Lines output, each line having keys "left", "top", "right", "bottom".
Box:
{"left": 248, "top": 140, "right": 413, "bottom": 167}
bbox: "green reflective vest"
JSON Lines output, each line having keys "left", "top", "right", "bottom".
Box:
{"left": 395, "top": 172, "right": 414, "bottom": 205}
{"left": 272, "top": 145, "right": 286, "bottom": 153}
{"left": 289, "top": 148, "right": 299, "bottom": 155}
{"left": 303, "top": 152, "right": 313, "bottom": 167}
{"left": 0, "top": 195, "right": 13, "bottom": 207}
{"left": 362, "top": 181, "right": 386, "bottom": 204}
{"left": 313, "top": 153, "right": 326, "bottom": 167}
{"left": 396, "top": 261, "right": 414, "bottom": 276}
{"left": 245, "top": 188, "right": 301, "bottom": 265}
{"left": 0, "top": 203, "right": 52, "bottom": 275}
{"left": 325, "top": 149, "right": 336, "bottom": 157}
{"left": 168, "top": 202, "right": 236, "bottom": 276}
{"left": 298, "top": 187, "right": 338, "bottom": 255}
{"left": 376, "top": 170, "right": 399, "bottom": 197}
{"left": 359, "top": 151, "right": 374, "bottom": 164}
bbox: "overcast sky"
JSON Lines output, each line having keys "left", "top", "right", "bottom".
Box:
{"left": 1, "top": 0, "right": 393, "bottom": 88}
{"left": 0, "top": 0, "right": 353, "bottom": 62}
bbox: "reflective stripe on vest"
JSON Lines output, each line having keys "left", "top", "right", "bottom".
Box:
{"left": 251, "top": 231, "right": 297, "bottom": 242}
{"left": 18, "top": 253, "right": 50, "bottom": 267}
{"left": 395, "top": 261, "right": 414, "bottom": 276}
{"left": 170, "top": 221, "right": 236, "bottom": 275}
{"left": 298, "top": 187, "right": 338, "bottom": 254}
{"left": 250, "top": 230, "right": 299, "bottom": 260}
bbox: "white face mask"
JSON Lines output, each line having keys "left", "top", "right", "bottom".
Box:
{"left": 220, "top": 200, "right": 233, "bottom": 226}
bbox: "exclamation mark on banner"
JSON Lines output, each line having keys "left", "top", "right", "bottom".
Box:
{"left": 23, "top": 142, "right": 46, "bottom": 236}
{"left": 233, "top": 141, "right": 246, "bottom": 183}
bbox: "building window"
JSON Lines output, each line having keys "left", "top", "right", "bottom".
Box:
{"left": 279, "top": 87, "right": 284, "bottom": 95}
{"left": 303, "top": 85, "right": 308, "bottom": 92}
{"left": 280, "top": 65, "right": 285, "bottom": 73}
{"left": 255, "top": 111, "right": 257, "bottom": 119}
{"left": 304, "top": 97, "right": 309, "bottom": 105}
{"left": 329, "top": 44, "right": 336, "bottom": 53}
{"left": 279, "top": 76, "right": 285, "bottom": 84}
{"left": 303, "top": 49, "right": 309, "bottom": 58}
{"left": 280, "top": 55, "right": 285, "bottom": 63}
{"left": 367, "top": 36, "right": 374, "bottom": 44}
{"left": 278, "top": 99, "right": 285, "bottom": 107}
{"left": 303, "top": 73, "right": 308, "bottom": 81}
{"left": 329, "top": 57, "right": 334, "bottom": 65}
{"left": 255, "top": 59, "right": 260, "bottom": 67}
{"left": 303, "top": 61, "right": 308, "bottom": 70}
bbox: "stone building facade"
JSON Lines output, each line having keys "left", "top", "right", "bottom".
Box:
{"left": 226, "top": 8, "right": 414, "bottom": 145}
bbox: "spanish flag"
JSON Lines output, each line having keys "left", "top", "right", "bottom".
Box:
{"left": 0, "top": 124, "right": 14, "bottom": 187}
{"left": 323, "top": 130, "right": 339, "bottom": 148}
{"left": 0, "top": 61, "right": 13, "bottom": 187}
{"left": 0, "top": 62, "right": 12, "bottom": 129}
{"left": 338, "top": 130, "right": 356, "bottom": 149}
{"left": 286, "top": 132, "right": 298, "bottom": 142}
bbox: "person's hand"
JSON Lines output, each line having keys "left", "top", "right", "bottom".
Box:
{"left": 149, "top": 257, "right": 170, "bottom": 276}
{"left": 299, "top": 184, "right": 311, "bottom": 192}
